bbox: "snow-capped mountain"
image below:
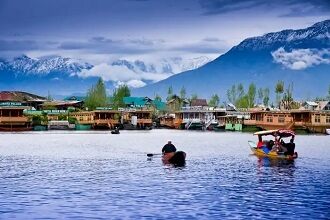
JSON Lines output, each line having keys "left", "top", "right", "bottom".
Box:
{"left": 0, "top": 55, "right": 93, "bottom": 75}
{"left": 236, "top": 20, "right": 329, "bottom": 51}
{"left": 111, "top": 56, "right": 212, "bottom": 75}
{"left": 134, "top": 20, "right": 330, "bottom": 99}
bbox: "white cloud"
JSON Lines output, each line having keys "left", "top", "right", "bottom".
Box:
{"left": 73, "top": 62, "right": 171, "bottom": 88}
{"left": 271, "top": 47, "right": 330, "bottom": 70}
{"left": 116, "top": 80, "right": 146, "bottom": 88}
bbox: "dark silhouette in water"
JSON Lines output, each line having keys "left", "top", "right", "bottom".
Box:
{"left": 111, "top": 127, "right": 120, "bottom": 134}
{"left": 168, "top": 151, "right": 186, "bottom": 167}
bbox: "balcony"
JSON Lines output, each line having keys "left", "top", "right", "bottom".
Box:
{"left": 137, "top": 119, "right": 152, "bottom": 124}
{"left": 94, "top": 119, "right": 119, "bottom": 125}
{"left": 243, "top": 119, "right": 256, "bottom": 125}
{"left": 0, "top": 116, "right": 29, "bottom": 123}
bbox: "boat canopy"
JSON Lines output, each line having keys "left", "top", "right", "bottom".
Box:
{"left": 254, "top": 129, "right": 295, "bottom": 138}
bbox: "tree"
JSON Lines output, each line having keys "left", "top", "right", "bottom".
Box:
{"left": 247, "top": 83, "right": 256, "bottom": 108}
{"left": 263, "top": 88, "right": 270, "bottom": 106}
{"left": 227, "top": 85, "right": 237, "bottom": 104}
{"left": 282, "top": 82, "right": 294, "bottom": 110}
{"left": 237, "top": 83, "right": 244, "bottom": 100}
{"left": 189, "top": 94, "right": 198, "bottom": 106}
{"left": 208, "top": 94, "right": 220, "bottom": 107}
{"left": 47, "top": 90, "right": 53, "bottom": 101}
{"left": 112, "top": 84, "right": 131, "bottom": 109}
{"left": 257, "top": 88, "right": 264, "bottom": 105}
{"left": 84, "top": 78, "right": 108, "bottom": 110}
{"left": 275, "top": 80, "right": 284, "bottom": 107}
{"left": 179, "top": 86, "right": 186, "bottom": 100}
{"left": 167, "top": 86, "right": 173, "bottom": 101}
{"left": 154, "top": 94, "right": 162, "bottom": 102}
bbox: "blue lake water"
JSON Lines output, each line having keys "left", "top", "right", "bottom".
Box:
{"left": 0, "top": 130, "right": 329, "bottom": 219}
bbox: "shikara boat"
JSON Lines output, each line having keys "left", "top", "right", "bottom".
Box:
{"left": 249, "top": 129, "right": 298, "bottom": 160}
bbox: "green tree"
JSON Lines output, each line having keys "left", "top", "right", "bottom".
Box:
{"left": 179, "top": 86, "right": 186, "bottom": 100}
{"left": 282, "top": 82, "right": 294, "bottom": 110}
{"left": 189, "top": 94, "right": 198, "bottom": 106}
{"left": 275, "top": 80, "right": 284, "bottom": 107}
{"left": 154, "top": 94, "right": 162, "bottom": 102}
{"left": 84, "top": 78, "right": 108, "bottom": 110}
{"left": 247, "top": 83, "right": 256, "bottom": 108}
{"left": 167, "top": 86, "right": 173, "bottom": 101}
{"left": 237, "top": 83, "right": 244, "bottom": 100}
{"left": 257, "top": 88, "right": 264, "bottom": 105}
{"left": 112, "top": 84, "right": 131, "bottom": 109}
{"left": 208, "top": 94, "right": 220, "bottom": 107}
{"left": 227, "top": 85, "right": 237, "bottom": 104}
{"left": 263, "top": 88, "right": 270, "bottom": 106}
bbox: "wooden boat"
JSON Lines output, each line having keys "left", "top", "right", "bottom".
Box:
{"left": 326, "top": 129, "right": 330, "bottom": 135}
{"left": 249, "top": 141, "right": 297, "bottom": 160}
{"left": 249, "top": 129, "right": 298, "bottom": 160}
{"left": 162, "top": 151, "right": 186, "bottom": 166}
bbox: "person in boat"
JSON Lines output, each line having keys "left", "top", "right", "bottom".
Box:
{"left": 162, "top": 141, "right": 177, "bottom": 154}
{"left": 257, "top": 135, "right": 263, "bottom": 148}
{"left": 283, "top": 138, "right": 295, "bottom": 156}
{"left": 278, "top": 139, "right": 288, "bottom": 154}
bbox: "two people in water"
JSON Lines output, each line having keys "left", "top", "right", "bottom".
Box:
{"left": 162, "top": 141, "right": 186, "bottom": 166}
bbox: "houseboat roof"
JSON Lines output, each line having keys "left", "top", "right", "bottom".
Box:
{"left": 191, "top": 99, "right": 208, "bottom": 107}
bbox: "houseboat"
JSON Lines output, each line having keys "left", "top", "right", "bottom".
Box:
{"left": 69, "top": 111, "right": 94, "bottom": 130}
{"left": 0, "top": 104, "right": 31, "bottom": 131}
{"left": 93, "top": 108, "right": 120, "bottom": 129}
{"left": 245, "top": 109, "right": 330, "bottom": 134}
{"left": 121, "top": 109, "right": 153, "bottom": 129}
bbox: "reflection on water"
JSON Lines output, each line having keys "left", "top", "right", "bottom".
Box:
{"left": 0, "top": 130, "right": 329, "bottom": 219}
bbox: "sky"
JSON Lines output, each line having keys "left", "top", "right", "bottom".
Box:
{"left": 0, "top": 0, "right": 329, "bottom": 87}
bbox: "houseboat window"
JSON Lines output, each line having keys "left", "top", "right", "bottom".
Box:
{"left": 80, "top": 117, "right": 83, "bottom": 121}
{"left": 315, "top": 115, "right": 320, "bottom": 123}
{"left": 278, "top": 116, "right": 285, "bottom": 123}
{"left": 326, "top": 116, "right": 330, "bottom": 123}
{"left": 266, "top": 116, "right": 273, "bottom": 123}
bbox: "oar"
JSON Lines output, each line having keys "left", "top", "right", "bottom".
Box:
{"left": 147, "top": 153, "right": 162, "bottom": 157}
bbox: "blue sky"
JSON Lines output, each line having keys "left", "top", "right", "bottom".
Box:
{"left": 1, "top": 0, "right": 329, "bottom": 64}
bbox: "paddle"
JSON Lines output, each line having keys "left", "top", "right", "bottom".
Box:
{"left": 147, "top": 153, "right": 162, "bottom": 157}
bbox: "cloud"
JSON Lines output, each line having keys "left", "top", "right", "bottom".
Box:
{"left": 58, "top": 37, "right": 161, "bottom": 54}
{"left": 199, "top": 0, "right": 330, "bottom": 17}
{"left": 73, "top": 62, "right": 171, "bottom": 88}
{"left": 115, "top": 80, "right": 146, "bottom": 88}
{"left": 271, "top": 47, "right": 330, "bottom": 70}
{"left": 0, "top": 40, "right": 39, "bottom": 51}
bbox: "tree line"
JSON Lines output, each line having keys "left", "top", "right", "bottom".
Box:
{"left": 84, "top": 77, "right": 330, "bottom": 111}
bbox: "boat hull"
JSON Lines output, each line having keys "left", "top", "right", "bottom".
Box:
{"left": 248, "top": 141, "right": 298, "bottom": 160}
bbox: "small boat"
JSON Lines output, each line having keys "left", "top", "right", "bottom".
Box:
{"left": 111, "top": 128, "right": 120, "bottom": 134}
{"left": 249, "top": 129, "right": 298, "bottom": 160}
{"left": 249, "top": 141, "right": 297, "bottom": 160}
{"left": 162, "top": 151, "right": 186, "bottom": 166}
{"left": 326, "top": 129, "right": 330, "bottom": 135}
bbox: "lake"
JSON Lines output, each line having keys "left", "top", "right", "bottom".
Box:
{"left": 0, "top": 130, "right": 329, "bottom": 219}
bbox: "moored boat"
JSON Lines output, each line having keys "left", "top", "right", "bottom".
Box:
{"left": 326, "top": 129, "right": 330, "bottom": 135}
{"left": 249, "top": 129, "right": 298, "bottom": 160}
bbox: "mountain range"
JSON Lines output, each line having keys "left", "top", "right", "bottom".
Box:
{"left": 134, "top": 20, "right": 330, "bottom": 100}
{"left": 0, "top": 55, "right": 211, "bottom": 97}
{"left": 0, "top": 20, "right": 329, "bottom": 100}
